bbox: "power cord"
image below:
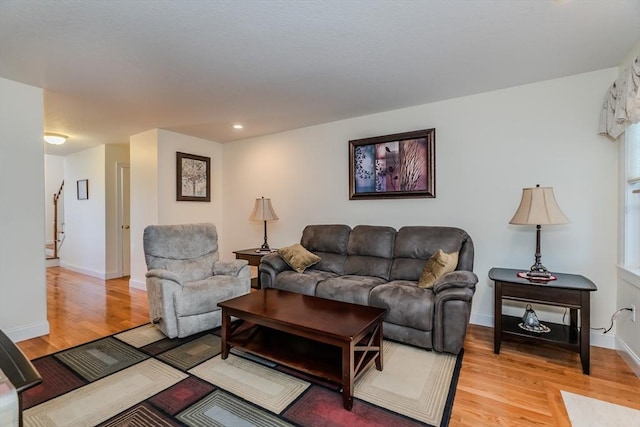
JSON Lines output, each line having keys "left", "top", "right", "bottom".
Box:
{"left": 591, "top": 308, "right": 633, "bottom": 334}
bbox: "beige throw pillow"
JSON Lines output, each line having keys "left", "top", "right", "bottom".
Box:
{"left": 418, "top": 250, "right": 459, "bottom": 289}
{"left": 278, "top": 244, "right": 321, "bottom": 273}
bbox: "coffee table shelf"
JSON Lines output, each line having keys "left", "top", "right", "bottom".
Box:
{"left": 229, "top": 323, "right": 376, "bottom": 384}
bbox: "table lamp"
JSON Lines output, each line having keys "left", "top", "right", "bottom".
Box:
{"left": 249, "top": 197, "right": 278, "bottom": 252}
{"left": 509, "top": 185, "right": 568, "bottom": 279}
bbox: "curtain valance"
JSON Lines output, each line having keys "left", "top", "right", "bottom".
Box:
{"left": 599, "top": 55, "right": 640, "bottom": 139}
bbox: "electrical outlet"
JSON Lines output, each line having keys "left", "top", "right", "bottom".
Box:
{"left": 632, "top": 304, "right": 636, "bottom": 323}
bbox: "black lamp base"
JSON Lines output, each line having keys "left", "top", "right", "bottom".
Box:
{"left": 525, "top": 266, "right": 553, "bottom": 279}
{"left": 527, "top": 224, "right": 553, "bottom": 278}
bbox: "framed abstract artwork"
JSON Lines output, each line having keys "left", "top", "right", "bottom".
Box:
{"left": 349, "top": 128, "right": 435, "bottom": 200}
{"left": 176, "top": 152, "right": 211, "bottom": 202}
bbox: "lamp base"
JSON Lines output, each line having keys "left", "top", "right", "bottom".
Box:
{"left": 526, "top": 268, "right": 553, "bottom": 279}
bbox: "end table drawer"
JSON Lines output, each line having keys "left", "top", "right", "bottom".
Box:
{"left": 501, "top": 282, "right": 581, "bottom": 307}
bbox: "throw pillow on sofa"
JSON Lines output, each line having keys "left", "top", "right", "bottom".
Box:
{"left": 418, "top": 250, "right": 459, "bottom": 288}
{"left": 278, "top": 244, "right": 321, "bottom": 273}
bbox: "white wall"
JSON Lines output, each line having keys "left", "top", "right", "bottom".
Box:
{"left": 61, "top": 145, "right": 107, "bottom": 277}
{"left": 105, "top": 144, "right": 129, "bottom": 278}
{"left": 129, "top": 129, "right": 223, "bottom": 289}
{"left": 44, "top": 155, "right": 64, "bottom": 245}
{"left": 222, "top": 68, "right": 620, "bottom": 347}
{"left": 0, "top": 78, "right": 49, "bottom": 341}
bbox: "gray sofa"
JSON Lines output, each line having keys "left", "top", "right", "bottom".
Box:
{"left": 259, "top": 224, "right": 477, "bottom": 354}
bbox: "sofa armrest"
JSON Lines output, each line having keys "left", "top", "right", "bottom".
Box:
{"left": 432, "top": 271, "right": 478, "bottom": 294}
{"left": 432, "top": 272, "right": 477, "bottom": 354}
{"left": 213, "top": 259, "right": 249, "bottom": 277}
{"left": 145, "top": 269, "right": 183, "bottom": 286}
{"left": 259, "top": 253, "right": 292, "bottom": 288}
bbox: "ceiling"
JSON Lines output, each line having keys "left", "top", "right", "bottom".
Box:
{"left": 1, "top": 1, "right": 638, "bottom": 156}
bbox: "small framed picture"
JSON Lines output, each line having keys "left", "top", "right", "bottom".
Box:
{"left": 77, "top": 179, "right": 88, "bottom": 200}
{"left": 177, "top": 152, "right": 211, "bottom": 202}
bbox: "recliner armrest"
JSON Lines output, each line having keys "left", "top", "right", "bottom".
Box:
{"left": 145, "top": 269, "right": 183, "bottom": 285}
{"left": 432, "top": 270, "right": 478, "bottom": 294}
{"left": 213, "top": 259, "right": 249, "bottom": 276}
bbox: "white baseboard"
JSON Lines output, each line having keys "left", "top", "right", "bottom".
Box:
{"left": 104, "top": 270, "right": 121, "bottom": 280}
{"left": 129, "top": 278, "right": 145, "bottom": 290}
{"left": 616, "top": 336, "right": 640, "bottom": 378}
{"left": 5, "top": 321, "right": 50, "bottom": 343}
{"left": 470, "top": 312, "right": 616, "bottom": 349}
{"left": 46, "top": 258, "right": 60, "bottom": 268}
{"left": 470, "top": 312, "right": 493, "bottom": 328}
{"left": 60, "top": 261, "right": 107, "bottom": 279}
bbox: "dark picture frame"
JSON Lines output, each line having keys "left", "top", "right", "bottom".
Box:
{"left": 77, "top": 179, "right": 88, "bottom": 200}
{"left": 176, "top": 152, "right": 211, "bottom": 202}
{"left": 349, "top": 128, "right": 435, "bottom": 200}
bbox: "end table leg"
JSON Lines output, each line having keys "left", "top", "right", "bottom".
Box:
{"left": 580, "top": 292, "right": 591, "bottom": 374}
{"left": 221, "top": 309, "right": 230, "bottom": 360}
{"left": 494, "top": 281, "right": 502, "bottom": 354}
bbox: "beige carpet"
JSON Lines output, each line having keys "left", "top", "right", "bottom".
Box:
{"left": 354, "top": 340, "right": 458, "bottom": 426}
{"left": 189, "top": 354, "right": 310, "bottom": 414}
{"left": 114, "top": 324, "right": 165, "bottom": 348}
{"left": 23, "top": 359, "right": 187, "bottom": 426}
{"left": 562, "top": 390, "right": 640, "bottom": 427}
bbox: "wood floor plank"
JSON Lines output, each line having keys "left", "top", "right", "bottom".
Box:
{"left": 15, "top": 266, "right": 640, "bottom": 426}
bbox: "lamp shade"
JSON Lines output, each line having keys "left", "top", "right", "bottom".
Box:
{"left": 249, "top": 197, "right": 279, "bottom": 221}
{"left": 509, "top": 186, "right": 568, "bottom": 225}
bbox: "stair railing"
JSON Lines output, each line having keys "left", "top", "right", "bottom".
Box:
{"left": 53, "top": 180, "right": 64, "bottom": 258}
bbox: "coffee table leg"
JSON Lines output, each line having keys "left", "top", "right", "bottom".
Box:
{"left": 221, "top": 308, "right": 230, "bottom": 360}
{"left": 342, "top": 342, "right": 354, "bottom": 410}
{"left": 375, "top": 322, "right": 383, "bottom": 371}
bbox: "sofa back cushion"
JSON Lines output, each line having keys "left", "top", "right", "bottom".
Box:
{"left": 390, "top": 226, "right": 474, "bottom": 281}
{"left": 302, "top": 224, "right": 351, "bottom": 274}
{"left": 143, "top": 223, "right": 219, "bottom": 282}
{"left": 344, "top": 225, "right": 396, "bottom": 280}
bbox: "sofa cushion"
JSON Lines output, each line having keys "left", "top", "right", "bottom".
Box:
{"left": 315, "top": 275, "right": 386, "bottom": 306}
{"left": 278, "top": 244, "right": 321, "bottom": 273}
{"left": 418, "top": 250, "right": 459, "bottom": 289}
{"left": 369, "top": 281, "right": 435, "bottom": 331}
{"left": 302, "top": 225, "right": 351, "bottom": 275}
{"left": 344, "top": 225, "right": 395, "bottom": 280}
{"left": 274, "top": 270, "right": 339, "bottom": 296}
{"left": 391, "top": 226, "right": 470, "bottom": 280}
{"left": 301, "top": 224, "right": 351, "bottom": 254}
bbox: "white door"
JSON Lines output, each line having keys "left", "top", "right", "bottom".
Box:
{"left": 118, "top": 164, "right": 131, "bottom": 276}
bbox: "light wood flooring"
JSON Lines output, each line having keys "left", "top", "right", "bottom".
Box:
{"left": 17, "top": 267, "right": 640, "bottom": 426}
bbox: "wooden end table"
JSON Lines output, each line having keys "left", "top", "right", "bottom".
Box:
{"left": 489, "top": 267, "right": 597, "bottom": 374}
{"left": 233, "top": 248, "right": 275, "bottom": 289}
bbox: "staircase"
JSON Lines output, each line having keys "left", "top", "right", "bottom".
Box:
{"left": 46, "top": 180, "right": 64, "bottom": 267}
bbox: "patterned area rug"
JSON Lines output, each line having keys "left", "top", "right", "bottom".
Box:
{"left": 22, "top": 324, "right": 463, "bottom": 427}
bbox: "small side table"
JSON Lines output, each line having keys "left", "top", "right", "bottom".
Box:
{"left": 233, "top": 248, "right": 275, "bottom": 289}
{"left": 489, "top": 267, "right": 597, "bottom": 374}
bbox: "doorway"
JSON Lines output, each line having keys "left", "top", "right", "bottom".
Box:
{"left": 117, "top": 163, "right": 130, "bottom": 277}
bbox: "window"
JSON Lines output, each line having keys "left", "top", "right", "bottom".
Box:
{"left": 624, "top": 123, "right": 640, "bottom": 269}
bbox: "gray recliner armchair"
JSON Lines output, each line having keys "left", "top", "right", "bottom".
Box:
{"left": 143, "top": 223, "right": 251, "bottom": 338}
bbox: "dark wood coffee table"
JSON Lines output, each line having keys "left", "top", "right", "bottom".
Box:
{"left": 218, "top": 289, "right": 386, "bottom": 410}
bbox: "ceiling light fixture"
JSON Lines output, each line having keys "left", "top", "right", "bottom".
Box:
{"left": 233, "top": 124, "right": 243, "bottom": 129}
{"left": 44, "top": 133, "right": 68, "bottom": 145}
